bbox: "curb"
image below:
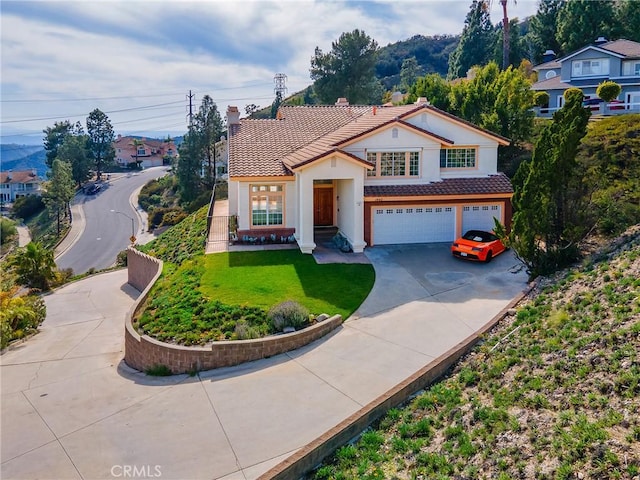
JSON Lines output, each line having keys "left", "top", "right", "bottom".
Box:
{"left": 257, "top": 283, "right": 535, "bottom": 480}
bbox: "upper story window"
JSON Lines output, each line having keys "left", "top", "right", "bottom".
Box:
{"left": 250, "top": 184, "right": 284, "bottom": 227}
{"left": 137, "top": 148, "right": 146, "bottom": 155}
{"left": 366, "top": 151, "right": 420, "bottom": 178}
{"left": 440, "top": 148, "right": 476, "bottom": 169}
{"left": 623, "top": 61, "right": 640, "bottom": 76}
{"left": 572, "top": 58, "right": 609, "bottom": 77}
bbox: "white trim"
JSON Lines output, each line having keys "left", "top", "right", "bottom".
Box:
{"left": 560, "top": 45, "right": 625, "bottom": 63}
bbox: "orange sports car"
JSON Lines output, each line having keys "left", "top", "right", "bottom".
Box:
{"left": 451, "top": 230, "right": 507, "bottom": 262}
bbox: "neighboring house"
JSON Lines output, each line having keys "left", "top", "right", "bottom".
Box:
{"left": 0, "top": 169, "right": 42, "bottom": 203}
{"left": 227, "top": 98, "right": 512, "bottom": 254}
{"left": 532, "top": 37, "right": 640, "bottom": 116}
{"left": 114, "top": 135, "right": 177, "bottom": 168}
{"left": 213, "top": 136, "right": 229, "bottom": 179}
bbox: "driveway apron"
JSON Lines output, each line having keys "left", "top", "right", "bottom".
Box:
{"left": 1, "top": 246, "right": 529, "bottom": 480}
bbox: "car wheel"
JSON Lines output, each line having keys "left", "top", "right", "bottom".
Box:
{"left": 485, "top": 251, "right": 493, "bottom": 263}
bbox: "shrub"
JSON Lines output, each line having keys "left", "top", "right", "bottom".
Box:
{"left": 145, "top": 364, "right": 172, "bottom": 376}
{"left": 148, "top": 207, "right": 185, "bottom": 229}
{"left": 161, "top": 209, "right": 188, "bottom": 226}
{"left": 268, "top": 300, "right": 309, "bottom": 332}
{"left": 563, "top": 87, "right": 583, "bottom": 104}
{"left": 534, "top": 91, "right": 549, "bottom": 107}
{"left": 596, "top": 81, "right": 621, "bottom": 102}
{"left": 0, "top": 218, "right": 17, "bottom": 246}
{"left": 0, "top": 289, "right": 46, "bottom": 349}
{"left": 11, "top": 195, "right": 45, "bottom": 219}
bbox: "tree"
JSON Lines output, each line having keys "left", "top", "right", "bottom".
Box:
{"left": 498, "top": 0, "right": 517, "bottom": 70}
{"left": 86, "top": 109, "right": 115, "bottom": 180}
{"left": 494, "top": 18, "right": 525, "bottom": 69}
{"left": 9, "top": 242, "right": 57, "bottom": 291}
{"left": 616, "top": 0, "right": 640, "bottom": 42}
{"left": 193, "top": 95, "right": 223, "bottom": 188}
{"left": 130, "top": 138, "right": 144, "bottom": 169}
{"left": 310, "top": 29, "right": 382, "bottom": 104}
{"left": 176, "top": 127, "right": 205, "bottom": 204}
{"left": 448, "top": 0, "right": 496, "bottom": 79}
{"left": 43, "top": 159, "right": 75, "bottom": 236}
{"left": 245, "top": 104, "right": 260, "bottom": 117}
{"left": 406, "top": 73, "right": 452, "bottom": 110}
{"left": 43, "top": 120, "right": 84, "bottom": 168}
{"left": 57, "top": 134, "right": 91, "bottom": 187}
{"left": 400, "top": 56, "right": 421, "bottom": 92}
{"left": 509, "top": 87, "right": 590, "bottom": 276}
{"left": 529, "top": 0, "right": 566, "bottom": 62}
{"left": 271, "top": 91, "right": 283, "bottom": 119}
{"left": 556, "top": 0, "right": 616, "bottom": 54}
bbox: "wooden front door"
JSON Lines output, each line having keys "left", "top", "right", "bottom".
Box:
{"left": 313, "top": 188, "right": 333, "bottom": 226}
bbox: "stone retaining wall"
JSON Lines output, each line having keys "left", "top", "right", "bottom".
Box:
{"left": 124, "top": 247, "right": 343, "bottom": 374}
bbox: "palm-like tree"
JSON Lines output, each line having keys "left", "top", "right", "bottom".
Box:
{"left": 130, "top": 138, "right": 144, "bottom": 169}
{"left": 500, "top": 0, "right": 516, "bottom": 69}
{"left": 10, "top": 242, "right": 57, "bottom": 291}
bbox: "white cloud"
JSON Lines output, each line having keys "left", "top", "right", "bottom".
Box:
{"left": 1, "top": 0, "right": 540, "bottom": 139}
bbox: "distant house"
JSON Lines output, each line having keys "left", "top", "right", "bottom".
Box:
{"left": 113, "top": 135, "right": 177, "bottom": 168}
{"left": 532, "top": 38, "right": 640, "bottom": 116}
{"left": 227, "top": 98, "right": 511, "bottom": 254}
{"left": 0, "top": 169, "right": 42, "bottom": 203}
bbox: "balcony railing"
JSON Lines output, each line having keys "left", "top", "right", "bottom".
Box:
{"left": 534, "top": 100, "right": 640, "bottom": 117}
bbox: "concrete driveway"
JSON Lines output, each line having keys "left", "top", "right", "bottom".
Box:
{"left": 1, "top": 245, "right": 528, "bottom": 480}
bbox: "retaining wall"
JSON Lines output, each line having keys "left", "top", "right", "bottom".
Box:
{"left": 124, "top": 247, "right": 343, "bottom": 374}
{"left": 257, "top": 287, "right": 532, "bottom": 480}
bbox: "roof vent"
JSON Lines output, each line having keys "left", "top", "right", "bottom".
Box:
{"left": 595, "top": 36, "right": 608, "bottom": 45}
{"left": 335, "top": 97, "right": 349, "bottom": 106}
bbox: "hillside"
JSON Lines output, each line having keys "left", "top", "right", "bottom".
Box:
{"left": 311, "top": 227, "right": 640, "bottom": 479}
{"left": 0, "top": 147, "right": 47, "bottom": 177}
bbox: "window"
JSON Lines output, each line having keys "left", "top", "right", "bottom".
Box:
{"left": 391, "top": 128, "right": 399, "bottom": 138}
{"left": 367, "top": 152, "right": 377, "bottom": 177}
{"left": 367, "top": 151, "right": 420, "bottom": 177}
{"left": 251, "top": 185, "right": 283, "bottom": 227}
{"left": 409, "top": 152, "right": 419, "bottom": 176}
{"left": 572, "top": 58, "right": 609, "bottom": 77}
{"left": 440, "top": 148, "right": 476, "bottom": 168}
{"left": 623, "top": 61, "right": 640, "bottom": 76}
{"left": 380, "top": 152, "right": 405, "bottom": 176}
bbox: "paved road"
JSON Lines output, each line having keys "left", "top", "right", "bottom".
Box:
{"left": 55, "top": 168, "right": 169, "bottom": 275}
{"left": 1, "top": 245, "right": 528, "bottom": 480}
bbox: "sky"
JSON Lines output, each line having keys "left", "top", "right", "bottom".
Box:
{"left": 0, "top": 0, "right": 539, "bottom": 145}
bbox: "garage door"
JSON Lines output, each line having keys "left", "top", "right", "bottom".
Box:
{"left": 373, "top": 206, "right": 456, "bottom": 245}
{"left": 462, "top": 204, "right": 501, "bottom": 233}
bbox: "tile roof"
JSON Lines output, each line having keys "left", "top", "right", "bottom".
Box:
{"left": 364, "top": 173, "right": 513, "bottom": 198}
{"left": 0, "top": 170, "right": 41, "bottom": 184}
{"left": 229, "top": 104, "right": 510, "bottom": 177}
{"left": 532, "top": 75, "right": 572, "bottom": 90}
{"left": 601, "top": 39, "right": 640, "bottom": 58}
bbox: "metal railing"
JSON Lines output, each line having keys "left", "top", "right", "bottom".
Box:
{"left": 534, "top": 100, "right": 640, "bottom": 118}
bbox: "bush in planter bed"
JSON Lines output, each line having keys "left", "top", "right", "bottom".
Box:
{"left": 268, "top": 300, "right": 309, "bottom": 332}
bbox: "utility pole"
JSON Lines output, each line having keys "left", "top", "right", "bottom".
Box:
{"left": 186, "top": 90, "right": 195, "bottom": 127}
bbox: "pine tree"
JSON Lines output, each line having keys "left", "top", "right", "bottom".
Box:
{"left": 556, "top": 0, "right": 616, "bottom": 54}
{"left": 510, "top": 88, "right": 590, "bottom": 276}
{"left": 448, "top": 0, "right": 496, "bottom": 79}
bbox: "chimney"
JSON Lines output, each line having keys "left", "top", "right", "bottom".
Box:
{"left": 30, "top": 168, "right": 37, "bottom": 177}
{"left": 542, "top": 49, "right": 556, "bottom": 63}
{"left": 391, "top": 91, "right": 404, "bottom": 104}
{"left": 7, "top": 170, "right": 12, "bottom": 181}
{"left": 117, "top": 134, "right": 122, "bottom": 141}
{"left": 415, "top": 97, "right": 429, "bottom": 106}
{"left": 595, "top": 36, "right": 608, "bottom": 45}
{"left": 335, "top": 97, "right": 349, "bottom": 106}
{"left": 372, "top": 106, "right": 377, "bottom": 115}
{"left": 226, "top": 106, "right": 240, "bottom": 127}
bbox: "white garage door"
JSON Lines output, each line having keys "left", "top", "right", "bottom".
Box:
{"left": 462, "top": 204, "right": 502, "bottom": 233}
{"left": 373, "top": 206, "right": 456, "bottom": 245}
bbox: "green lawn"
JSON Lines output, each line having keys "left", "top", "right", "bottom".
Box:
{"left": 136, "top": 249, "right": 375, "bottom": 345}
{"left": 201, "top": 250, "right": 375, "bottom": 320}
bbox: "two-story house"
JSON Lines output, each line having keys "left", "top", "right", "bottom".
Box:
{"left": 0, "top": 169, "right": 42, "bottom": 204}
{"left": 227, "top": 99, "right": 512, "bottom": 254}
{"left": 532, "top": 38, "right": 640, "bottom": 116}
{"left": 114, "top": 135, "right": 177, "bottom": 168}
